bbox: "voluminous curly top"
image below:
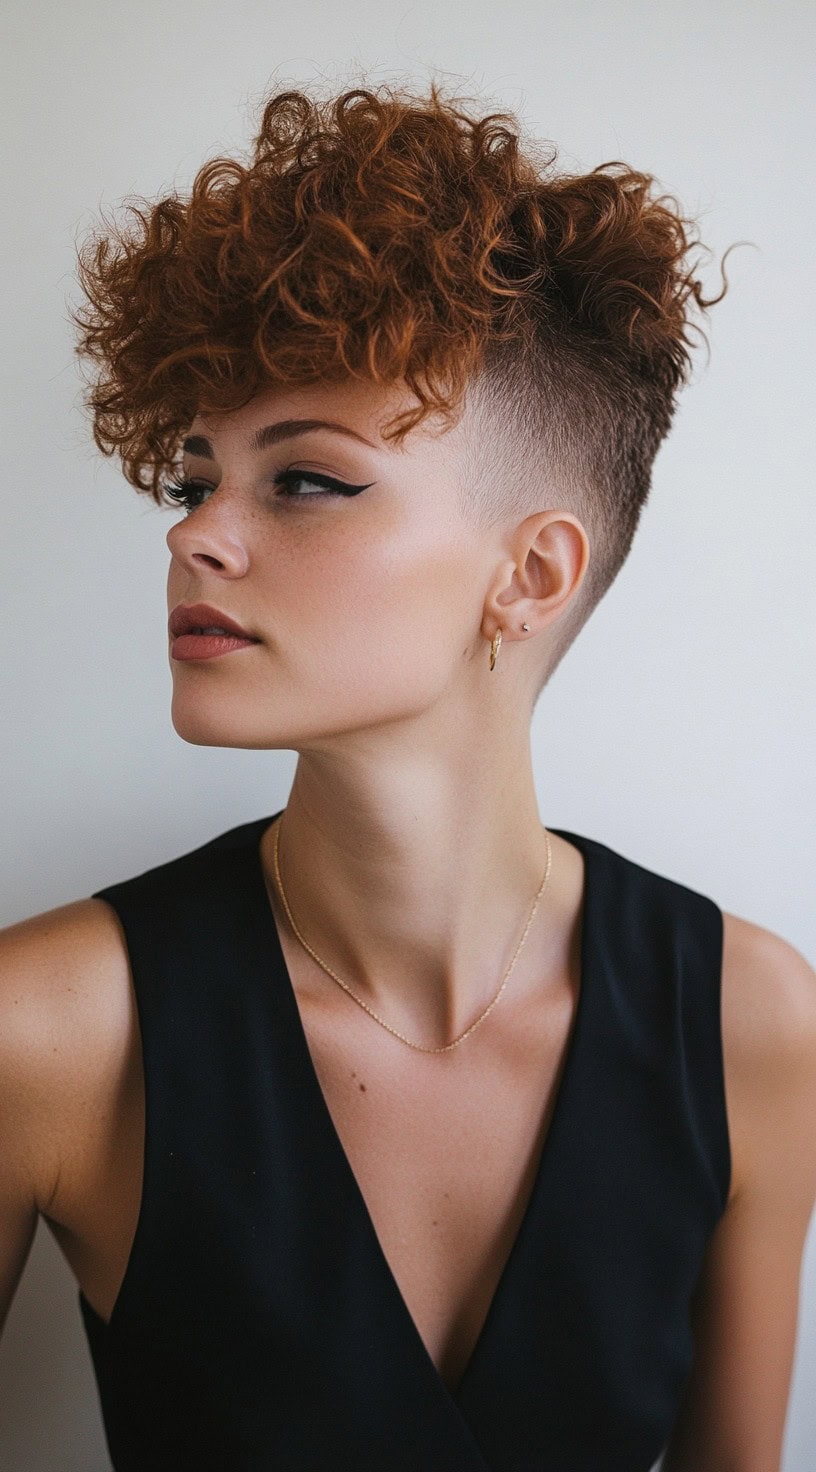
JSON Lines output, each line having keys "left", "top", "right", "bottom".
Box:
{"left": 71, "top": 77, "right": 731, "bottom": 676}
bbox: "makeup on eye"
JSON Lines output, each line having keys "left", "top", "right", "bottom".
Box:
{"left": 161, "top": 468, "right": 376, "bottom": 512}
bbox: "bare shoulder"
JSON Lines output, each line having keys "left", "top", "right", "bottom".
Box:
{"left": 0, "top": 896, "right": 133, "bottom": 1216}
{"left": 720, "top": 909, "right": 816, "bottom": 1206}
{"left": 661, "top": 911, "right": 816, "bottom": 1468}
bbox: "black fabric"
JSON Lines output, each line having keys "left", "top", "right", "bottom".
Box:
{"left": 77, "top": 812, "right": 731, "bottom": 1471}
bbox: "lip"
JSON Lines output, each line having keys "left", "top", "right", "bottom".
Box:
{"left": 171, "top": 631, "right": 261, "bottom": 661}
{"left": 168, "top": 602, "right": 259, "bottom": 640}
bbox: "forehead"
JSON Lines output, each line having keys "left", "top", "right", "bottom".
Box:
{"left": 185, "top": 377, "right": 472, "bottom": 469}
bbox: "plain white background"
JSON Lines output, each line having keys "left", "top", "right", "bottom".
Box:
{"left": 0, "top": 2, "right": 813, "bottom": 1467}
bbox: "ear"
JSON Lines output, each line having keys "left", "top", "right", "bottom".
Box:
{"left": 482, "top": 510, "right": 590, "bottom": 645}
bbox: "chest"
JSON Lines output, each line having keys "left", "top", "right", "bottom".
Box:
{"left": 59, "top": 825, "right": 737, "bottom": 1468}
{"left": 46, "top": 953, "right": 578, "bottom": 1397}
{"left": 294, "top": 980, "right": 578, "bottom": 1390}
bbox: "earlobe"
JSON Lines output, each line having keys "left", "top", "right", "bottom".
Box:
{"left": 489, "top": 622, "right": 531, "bottom": 670}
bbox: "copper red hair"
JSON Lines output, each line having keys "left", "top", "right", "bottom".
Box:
{"left": 71, "top": 78, "right": 734, "bottom": 679}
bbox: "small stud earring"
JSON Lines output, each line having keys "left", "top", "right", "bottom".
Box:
{"left": 522, "top": 623, "right": 529, "bottom": 632}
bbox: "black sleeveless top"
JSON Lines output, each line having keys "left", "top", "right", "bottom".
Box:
{"left": 77, "top": 811, "right": 731, "bottom": 1471}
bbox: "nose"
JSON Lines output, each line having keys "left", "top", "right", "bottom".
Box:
{"left": 165, "top": 502, "right": 250, "bottom": 576}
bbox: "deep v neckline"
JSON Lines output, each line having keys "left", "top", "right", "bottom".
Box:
{"left": 249, "top": 814, "right": 593, "bottom": 1405}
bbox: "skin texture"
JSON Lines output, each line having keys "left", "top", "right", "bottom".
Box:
{"left": 663, "top": 920, "right": 816, "bottom": 1471}
{"left": 1, "top": 375, "right": 815, "bottom": 1469}
{"left": 166, "top": 375, "right": 590, "bottom": 1042}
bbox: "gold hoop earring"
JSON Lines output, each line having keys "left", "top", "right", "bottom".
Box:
{"left": 489, "top": 628, "right": 502, "bottom": 671}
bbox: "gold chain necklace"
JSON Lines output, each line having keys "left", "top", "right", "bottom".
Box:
{"left": 269, "top": 812, "right": 553, "bottom": 1053}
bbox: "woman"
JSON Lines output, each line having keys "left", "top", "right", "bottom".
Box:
{"left": 2, "top": 78, "right": 815, "bottom": 1472}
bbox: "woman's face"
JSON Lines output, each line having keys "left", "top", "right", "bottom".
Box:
{"left": 165, "top": 377, "right": 497, "bottom": 752}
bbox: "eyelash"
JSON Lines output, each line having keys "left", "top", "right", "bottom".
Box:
{"left": 161, "top": 469, "right": 372, "bottom": 512}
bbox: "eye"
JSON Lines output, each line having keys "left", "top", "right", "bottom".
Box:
{"left": 272, "top": 469, "right": 374, "bottom": 500}
{"left": 161, "top": 470, "right": 374, "bottom": 512}
{"left": 162, "top": 476, "right": 215, "bottom": 511}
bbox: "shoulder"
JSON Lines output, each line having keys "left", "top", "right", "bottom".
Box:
{"left": 660, "top": 915, "right": 816, "bottom": 1466}
{"left": 720, "top": 909, "right": 816, "bottom": 1207}
{"left": 0, "top": 896, "right": 133, "bottom": 1215}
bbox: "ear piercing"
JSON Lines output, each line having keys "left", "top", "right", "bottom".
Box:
{"left": 489, "top": 623, "right": 530, "bottom": 670}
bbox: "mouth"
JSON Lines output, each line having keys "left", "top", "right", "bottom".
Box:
{"left": 168, "top": 602, "right": 261, "bottom": 641}
{"left": 170, "top": 629, "right": 262, "bottom": 662}
{"left": 185, "top": 625, "right": 251, "bottom": 636}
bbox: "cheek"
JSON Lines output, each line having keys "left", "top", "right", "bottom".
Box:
{"left": 277, "top": 515, "right": 477, "bottom": 697}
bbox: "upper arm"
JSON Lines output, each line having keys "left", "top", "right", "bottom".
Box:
{"left": 663, "top": 915, "right": 816, "bottom": 1472}
{"left": 0, "top": 914, "right": 57, "bottom": 1333}
{"left": 0, "top": 900, "right": 113, "bottom": 1335}
{"left": 0, "top": 926, "right": 42, "bottom": 1334}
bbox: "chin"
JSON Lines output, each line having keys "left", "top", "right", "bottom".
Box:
{"left": 169, "top": 697, "right": 295, "bottom": 750}
{"left": 169, "top": 700, "right": 247, "bottom": 748}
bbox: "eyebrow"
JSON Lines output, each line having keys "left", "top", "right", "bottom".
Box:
{"left": 181, "top": 418, "right": 377, "bottom": 459}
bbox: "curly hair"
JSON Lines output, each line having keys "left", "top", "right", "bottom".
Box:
{"left": 71, "top": 76, "right": 733, "bottom": 681}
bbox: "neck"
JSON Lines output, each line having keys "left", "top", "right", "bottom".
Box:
{"left": 259, "top": 739, "right": 572, "bottom": 1049}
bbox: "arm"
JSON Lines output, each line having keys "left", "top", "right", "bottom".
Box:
{"left": 662, "top": 916, "right": 816, "bottom": 1472}
{"left": 0, "top": 905, "right": 87, "bottom": 1336}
